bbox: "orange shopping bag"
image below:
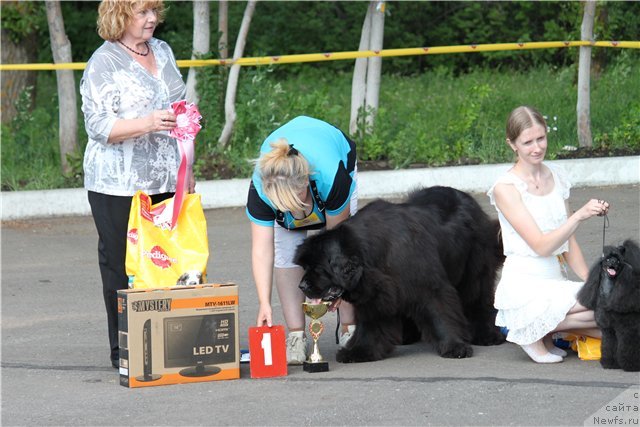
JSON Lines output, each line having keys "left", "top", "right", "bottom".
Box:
{"left": 125, "top": 191, "right": 209, "bottom": 289}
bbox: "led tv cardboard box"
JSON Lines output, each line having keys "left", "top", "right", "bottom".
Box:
{"left": 117, "top": 284, "right": 239, "bottom": 388}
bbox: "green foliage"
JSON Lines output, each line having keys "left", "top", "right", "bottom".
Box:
{"left": 0, "top": 2, "right": 46, "bottom": 43}
{"left": 234, "top": 68, "right": 287, "bottom": 147}
{"left": 595, "top": 104, "right": 640, "bottom": 151}
{"left": 193, "top": 65, "right": 349, "bottom": 179}
{"left": 58, "top": 2, "right": 104, "bottom": 63}
{"left": 3, "top": 56, "right": 639, "bottom": 190}
{"left": 357, "top": 73, "right": 497, "bottom": 168}
{"left": 194, "top": 66, "right": 288, "bottom": 179}
{"left": 589, "top": 51, "right": 640, "bottom": 152}
{"left": 1, "top": 86, "right": 62, "bottom": 191}
{"left": 237, "top": 1, "right": 364, "bottom": 75}
{"left": 445, "top": 82, "right": 492, "bottom": 162}
{"left": 355, "top": 105, "right": 387, "bottom": 162}
{"left": 154, "top": 0, "right": 195, "bottom": 60}
{"left": 606, "top": 114, "right": 639, "bottom": 150}
{"left": 193, "top": 54, "right": 226, "bottom": 152}
{"left": 63, "top": 149, "right": 85, "bottom": 188}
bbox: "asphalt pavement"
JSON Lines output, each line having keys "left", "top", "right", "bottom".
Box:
{"left": 1, "top": 163, "right": 639, "bottom": 426}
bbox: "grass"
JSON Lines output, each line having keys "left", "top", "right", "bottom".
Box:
{"left": 2, "top": 55, "right": 639, "bottom": 191}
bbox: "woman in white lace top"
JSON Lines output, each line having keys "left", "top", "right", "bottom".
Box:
{"left": 487, "top": 106, "right": 607, "bottom": 364}
{"left": 81, "top": 0, "right": 188, "bottom": 369}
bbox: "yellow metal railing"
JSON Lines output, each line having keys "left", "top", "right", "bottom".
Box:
{"left": 0, "top": 40, "right": 637, "bottom": 71}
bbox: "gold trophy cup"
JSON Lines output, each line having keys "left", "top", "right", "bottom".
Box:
{"left": 301, "top": 301, "right": 330, "bottom": 372}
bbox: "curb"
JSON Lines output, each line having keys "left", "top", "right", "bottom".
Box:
{"left": 1, "top": 156, "right": 638, "bottom": 221}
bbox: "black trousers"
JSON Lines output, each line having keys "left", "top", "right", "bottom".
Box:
{"left": 88, "top": 191, "right": 173, "bottom": 363}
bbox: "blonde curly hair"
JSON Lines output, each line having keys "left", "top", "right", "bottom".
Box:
{"left": 97, "top": 0, "right": 166, "bottom": 41}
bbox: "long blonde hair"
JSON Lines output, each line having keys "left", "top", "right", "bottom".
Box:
{"left": 97, "top": 0, "right": 166, "bottom": 41}
{"left": 258, "top": 139, "right": 311, "bottom": 212}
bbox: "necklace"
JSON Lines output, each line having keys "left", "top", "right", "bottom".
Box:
{"left": 118, "top": 40, "right": 150, "bottom": 56}
{"left": 528, "top": 175, "right": 541, "bottom": 189}
{"left": 513, "top": 167, "right": 542, "bottom": 189}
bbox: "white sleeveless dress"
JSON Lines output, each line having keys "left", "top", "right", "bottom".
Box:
{"left": 487, "top": 164, "right": 583, "bottom": 345}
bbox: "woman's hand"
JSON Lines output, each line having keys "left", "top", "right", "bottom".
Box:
{"left": 256, "top": 302, "right": 273, "bottom": 327}
{"left": 575, "top": 199, "right": 610, "bottom": 221}
{"left": 107, "top": 109, "right": 176, "bottom": 143}
{"left": 149, "top": 109, "right": 176, "bottom": 132}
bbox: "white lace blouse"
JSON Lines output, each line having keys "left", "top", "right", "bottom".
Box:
{"left": 487, "top": 163, "right": 572, "bottom": 257}
{"left": 80, "top": 38, "right": 186, "bottom": 196}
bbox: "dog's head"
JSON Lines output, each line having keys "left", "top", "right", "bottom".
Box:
{"left": 602, "top": 247, "right": 625, "bottom": 280}
{"left": 176, "top": 270, "right": 203, "bottom": 286}
{"left": 295, "top": 228, "right": 363, "bottom": 304}
{"left": 579, "top": 239, "right": 640, "bottom": 311}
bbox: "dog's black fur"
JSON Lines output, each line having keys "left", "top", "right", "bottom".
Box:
{"left": 578, "top": 239, "right": 640, "bottom": 372}
{"left": 295, "top": 186, "right": 505, "bottom": 363}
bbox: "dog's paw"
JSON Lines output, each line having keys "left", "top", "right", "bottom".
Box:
{"left": 438, "top": 341, "right": 474, "bottom": 359}
{"left": 336, "top": 348, "right": 365, "bottom": 363}
{"left": 472, "top": 328, "right": 506, "bottom": 346}
{"left": 336, "top": 347, "right": 383, "bottom": 363}
{"left": 600, "top": 357, "right": 621, "bottom": 370}
{"left": 336, "top": 349, "right": 356, "bottom": 363}
{"left": 618, "top": 359, "right": 640, "bottom": 372}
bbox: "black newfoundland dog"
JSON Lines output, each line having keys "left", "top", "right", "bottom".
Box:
{"left": 577, "top": 239, "right": 640, "bottom": 372}
{"left": 295, "top": 186, "right": 505, "bottom": 363}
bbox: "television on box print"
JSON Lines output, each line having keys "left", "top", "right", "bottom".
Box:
{"left": 164, "top": 313, "right": 235, "bottom": 377}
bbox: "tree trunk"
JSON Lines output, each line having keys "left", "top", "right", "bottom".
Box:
{"left": 349, "top": 2, "right": 372, "bottom": 136}
{"left": 217, "top": 0, "right": 229, "bottom": 117}
{"left": 577, "top": 0, "right": 595, "bottom": 148}
{"left": 349, "top": 1, "right": 385, "bottom": 136}
{"left": 364, "top": 2, "right": 385, "bottom": 130}
{"left": 45, "top": 0, "right": 78, "bottom": 176}
{"left": 218, "top": 0, "right": 256, "bottom": 149}
{"left": 0, "top": 1, "right": 38, "bottom": 124}
{"left": 186, "top": 1, "right": 211, "bottom": 104}
{"left": 218, "top": 1, "right": 229, "bottom": 60}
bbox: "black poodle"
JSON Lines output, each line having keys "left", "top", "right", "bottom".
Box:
{"left": 578, "top": 239, "right": 640, "bottom": 372}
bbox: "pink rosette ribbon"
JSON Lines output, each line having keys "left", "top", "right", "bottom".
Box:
{"left": 169, "top": 100, "right": 202, "bottom": 143}
{"left": 152, "top": 100, "right": 203, "bottom": 230}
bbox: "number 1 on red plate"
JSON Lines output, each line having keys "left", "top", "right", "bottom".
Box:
{"left": 248, "top": 325, "right": 287, "bottom": 378}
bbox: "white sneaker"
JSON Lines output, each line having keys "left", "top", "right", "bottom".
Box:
{"left": 338, "top": 325, "right": 356, "bottom": 348}
{"left": 286, "top": 331, "right": 307, "bottom": 365}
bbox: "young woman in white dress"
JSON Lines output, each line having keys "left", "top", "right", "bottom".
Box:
{"left": 488, "top": 105, "right": 607, "bottom": 363}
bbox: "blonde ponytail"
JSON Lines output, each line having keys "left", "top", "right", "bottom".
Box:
{"left": 258, "top": 139, "right": 311, "bottom": 212}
